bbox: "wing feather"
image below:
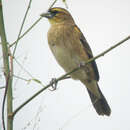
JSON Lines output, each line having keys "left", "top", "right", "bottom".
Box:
{"left": 74, "top": 25, "right": 100, "bottom": 81}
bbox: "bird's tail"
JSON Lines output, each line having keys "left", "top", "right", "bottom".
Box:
{"left": 87, "top": 84, "right": 111, "bottom": 116}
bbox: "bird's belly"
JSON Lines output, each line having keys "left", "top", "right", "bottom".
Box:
{"left": 50, "top": 44, "right": 87, "bottom": 80}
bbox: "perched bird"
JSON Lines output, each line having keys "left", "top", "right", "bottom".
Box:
{"left": 41, "top": 7, "right": 111, "bottom": 116}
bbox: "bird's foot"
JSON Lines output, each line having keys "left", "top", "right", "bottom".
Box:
{"left": 49, "top": 78, "right": 58, "bottom": 91}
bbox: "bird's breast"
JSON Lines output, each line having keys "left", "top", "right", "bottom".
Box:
{"left": 48, "top": 25, "right": 78, "bottom": 70}
{"left": 47, "top": 25, "right": 88, "bottom": 80}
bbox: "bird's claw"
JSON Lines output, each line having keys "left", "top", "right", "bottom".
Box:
{"left": 49, "top": 78, "right": 58, "bottom": 91}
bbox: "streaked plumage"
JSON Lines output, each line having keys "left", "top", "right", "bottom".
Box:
{"left": 41, "top": 7, "right": 111, "bottom": 116}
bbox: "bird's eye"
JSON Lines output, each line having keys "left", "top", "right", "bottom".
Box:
{"left": 51, "top": 10, "right": 58, "bottom": 17}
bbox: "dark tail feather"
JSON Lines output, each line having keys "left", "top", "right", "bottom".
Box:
{"left": 87, "top": 85, "right": 111, "bottom": 116}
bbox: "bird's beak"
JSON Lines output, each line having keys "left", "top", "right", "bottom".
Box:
{"left": 40, "top": 11, "right": 53, "bottom": 19}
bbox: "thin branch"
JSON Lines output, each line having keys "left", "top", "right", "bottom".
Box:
{"left": 14, "top": 55, "right": 70, "bottom": 86}
{"left": 61, "top": 75, "right": 71, "bottom": 80}
{"left": 0, "top": 86, "right": 5, "bottom": 89}
{"left": 12, "top": 35, "right": 130, "bottom": 117}
{"left": 14, "top": 57, "right": 34, "bottom": 78}
{"left": 13, "top": 74, "right": 70, "bottom": 85}
{"left": 62, "top": 0, "right": 68, "bottom": 9}
{"left": 12, "top": 0, "right": 32, "bottom": 56}
{"left": 13, "top": 55, "right": 28, "bottom": 87}
{"left": 9, "top": 17, "right": 42, "bottom": 47}
{"left": 13, "top": 74, "right": 30, "bottom": 82}
{"left": 48, "top": 0, "right": 58, "bottom": 10}
{"left": 10, "top": 0, "right": 58, "bottom": 48}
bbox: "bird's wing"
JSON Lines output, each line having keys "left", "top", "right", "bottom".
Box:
{"left": 74, "top": 25, "right": 100, "bottom": 81}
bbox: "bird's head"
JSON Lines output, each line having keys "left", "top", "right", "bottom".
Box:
{"left": 41, "top": 7, "right": 75, "bottom": 24}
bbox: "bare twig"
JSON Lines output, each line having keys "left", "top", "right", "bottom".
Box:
{"left": 13, "top": 74, "right": 29, "bottom": 82}
{"left": 12, "top": 35, "right": 130, "bottom": 117}
{"left": 62, "top": 0, "right": 68, "bottom": 9}
{"left": 0, "top": 86, "right": 5, "bottom": 89}
{"left": 14, "top": 57, "right": 34, "bottom": 78}
{"left": 13, "top": 0, "right": 32, "bottom": 56}
{"left": 48, "top": 0, "right": 58, "bottom": 10}
{"left": 59, "top": 106, "right": 88, "bottom": 130}
{"left": 13, "top": 55, "right": 28, "bottom": 87}
{"left": 10, "top": 0, "right": 58, "bottom": 48}
{"left": 9, "top": 17, "right": 42, "bottom": 47}
{"left": 13, "top": 75, "right": 70, "bottom": 86}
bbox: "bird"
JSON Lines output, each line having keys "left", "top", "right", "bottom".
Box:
{"left": 41, "top": 7, "right": 111, "bottom": 116}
